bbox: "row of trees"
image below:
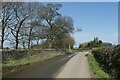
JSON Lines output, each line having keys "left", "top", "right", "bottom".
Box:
{"left": 1, "top": 2, "right": 75, "bottom": 49}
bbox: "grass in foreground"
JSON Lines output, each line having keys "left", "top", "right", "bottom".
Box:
{"left": 88, "top": 53, "right": 111, "bottom": 79}
{"left": 3, "top": 51, "right": 65, "bottom": 68}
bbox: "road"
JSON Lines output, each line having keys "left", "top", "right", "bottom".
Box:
{"left": 3, "top": 52, "right": 93, "bottom": 78}
{"left": 56, "top": 52, "right": 92, "bottom": 78}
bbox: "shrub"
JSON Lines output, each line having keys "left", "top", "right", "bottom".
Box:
{"left": 92, "top": 45, "right": 120, "bottom": 79}
{"left": 65, "top": 49, "right": 73, "bottom": 54}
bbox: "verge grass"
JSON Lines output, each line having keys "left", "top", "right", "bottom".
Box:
{"left": 88, "top": 53, "right": 111, "bottom": 79}
{"left": 3, "top": 51, "right": 65, "bottom": 68}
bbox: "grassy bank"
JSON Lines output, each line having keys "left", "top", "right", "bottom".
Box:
{"left": 88, "top": 53, "right": 111, "bottom": 78}
{"left": 3, "top": 50, "right": 66, "bottom": 73}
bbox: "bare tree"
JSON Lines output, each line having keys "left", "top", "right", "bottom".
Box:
{"left": 39, "top": 4, "right": 62, "bottom": 48}
{"left": 1, "top": 3, "right": 76, "bottom": 50}
{"left": 32, "top": 25, "right": 47, "bottom": 45}
{"left": 9, "top": 3, "right": 29, "bottom": 49}
{"left": 0, "top": 1, "right": 2, "bottom": 49}
{"left": 19, "top": 23, "right": 29, "bottom": 49}
{"left": 1, "top": 3, "right": 14, "bottom": 49}
{"left": 27, "top": 3, "right": 45, "bottom": 48}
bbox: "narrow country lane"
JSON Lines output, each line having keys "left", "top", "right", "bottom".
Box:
{"left": 55, "top": 52, "right": 92, "bottom": 78}
{"left": 3, "top": 52, "right": 93, "bottom": 78}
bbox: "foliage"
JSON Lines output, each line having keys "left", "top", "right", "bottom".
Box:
{"left": 87, "top": 37, "right": 102, "bottom": 48}
{"left": 92, "top": 45, "right": 120, "bottom": 79}
{"left": 88, "top": 54, "right": 111, "bottom": 78}
{"left": 32, "top": 33, "right": 75, "bottom": 50}
{"left": 53, "top": 33, "right": 75, "bottom": 50}
{"left": 65, "top": 49, "right": 73, "bottom": 54}
{"left": 79, "top": 37, "right": 112, "bottom": 49}
{"left": 1, "top": 3, "right": 75, "bottom": 49}
{"left": 3, "top": 50, "right": 65, "bottom": 73}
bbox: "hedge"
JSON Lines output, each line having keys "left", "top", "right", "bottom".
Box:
{"left": 92, "top": 45, "right": 120, "bottom": 79}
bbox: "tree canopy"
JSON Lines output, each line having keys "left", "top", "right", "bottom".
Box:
{"left": 1, "top": 2, "right": 75, "bottom": 50}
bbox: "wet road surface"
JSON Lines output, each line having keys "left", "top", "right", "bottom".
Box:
{"left": 3, "top": 52, "right": 93, "bottom": 78}
{"left": 3, "top": 53, "right": 77, "bottom": 78}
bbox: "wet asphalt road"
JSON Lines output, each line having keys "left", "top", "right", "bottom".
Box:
{"left": 3, "top": 53, "right": 77, "bottom": 78}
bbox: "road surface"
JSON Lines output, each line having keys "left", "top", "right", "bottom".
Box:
{"left": 3, "top": 52, "right": 93, "bottom": 78}
{"left": 55, "top": 52, "right": 92, "bottom": 78}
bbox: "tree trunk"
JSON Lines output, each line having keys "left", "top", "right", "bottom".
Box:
{"left": 1, "top": 20, "right": 5, "bottom": 49}
{"left": 15, "top": 19, "right": 26, "bottom": 49}
{"left": 1, "top": 28, "right": 4, "bottom": 49}
{"left": 15, "top": 32, "right": 19, "bottom": 49}
{"left": 23, "top": 43, "right": 25, "bottom": 49}
{"left": 1, "top": 39, "right": 4, "bottom": 49}
{"left": 28, "top": 28, "right": 32, "bottom": 48}
{"left": 37, "top": 39, "right": 39, "bottom": 45}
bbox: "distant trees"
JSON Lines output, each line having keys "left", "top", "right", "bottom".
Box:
{"left": 79, "top": 37, "right": 112, "bottom": 49}
{"left": 87, "top": 37, "right": 102, "bottom": 48}
{"left": 53, "top": 33, "right": 75, "bottom": 50}
{"left": 1, "top": 2, "right": 75, "bottom": 50}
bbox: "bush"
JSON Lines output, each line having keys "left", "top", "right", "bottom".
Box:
{"left": 92, "top": 45, "right": 120, "bottom": 79}
{"left": 65, "top": 49, "right": 73, "bottom": 54}
{"left": 88, "top": 54, "right": 111, "bottom": 78}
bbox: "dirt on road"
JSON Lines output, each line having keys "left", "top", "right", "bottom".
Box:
{"left": 55, "top": 52, "right": 93, "bottom": 78}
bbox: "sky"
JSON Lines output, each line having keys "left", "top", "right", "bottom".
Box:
{"left": 54, "top": 2, "right": 118, "bottom": 47}
{"left": 3, "top": 0, "right": 120, "bottom": 2}
{"left": 3, "top": 2, "right": 118, "bottom": 48}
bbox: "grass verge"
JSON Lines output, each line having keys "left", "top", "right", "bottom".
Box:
{"left": 88, "top": 53, "right": 111, "bottom": 79}
{"left": 3, "top": 50, "right": 65, "bottom": 73}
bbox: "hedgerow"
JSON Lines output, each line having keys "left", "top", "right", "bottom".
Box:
{"left": 92, "top": 45, "right": 120, "bottom": 79}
